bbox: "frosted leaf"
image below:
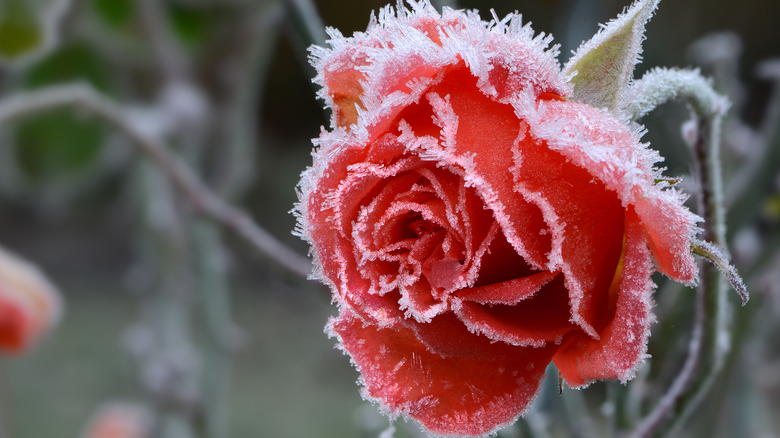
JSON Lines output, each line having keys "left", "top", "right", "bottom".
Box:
{"left": 563, "top": 0, "right": 660, "bottom": 112}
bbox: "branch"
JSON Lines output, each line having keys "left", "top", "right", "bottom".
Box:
{"left": 0, "top": 83, "right": 312, "bottom": 279}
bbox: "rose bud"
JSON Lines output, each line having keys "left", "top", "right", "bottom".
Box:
{"left": 296, "top": 2, "right": 700, "bottom": 436}
{"left": 0, "top": 245, "right": 62, "bottom": 354}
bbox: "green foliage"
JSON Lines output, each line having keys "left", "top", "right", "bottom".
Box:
{"left": 168, "top": 3, "right": 211, "bottom": 46}
{"left": 13, "top": 43, "right": 112, "bottom": 181}
{"left": 15, "top": 111, "right": 103, "bottom": 179}
{"left": 24, "top": 42, "right": 111, "bottom": 90}
{"left": 0, "top": 0, "right": 45, "bottom": 60}
{"left": 92, "top": 0, "right": 134, "bottom": 28}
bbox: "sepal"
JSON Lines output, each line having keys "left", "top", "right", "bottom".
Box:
{"left": 563, "top": 0, "right": 660, "bottom": 113}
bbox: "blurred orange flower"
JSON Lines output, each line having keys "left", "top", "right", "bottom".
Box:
{"left": 81, "top": 402, "right": 151, "bottom": 438}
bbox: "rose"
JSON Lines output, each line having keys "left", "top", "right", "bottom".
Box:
{"left": 0, "top": 245, "right": 62, "bottom": 354}
{"left": 295, "top": 3, "right": 699, "bottom": 436}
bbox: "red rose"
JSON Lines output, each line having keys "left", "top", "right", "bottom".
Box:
{"left": 296, "top": 3, "right": 699, "bottom": 436}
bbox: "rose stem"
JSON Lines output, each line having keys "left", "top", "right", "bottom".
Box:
{"left": 283, "top": 0, "right": 327, "bottom": 49}
{"left": 431, "top": 0, "right": 460, "bottom": 10}
{"left": 623, "top": 68, "right": 735, "bottom": 438}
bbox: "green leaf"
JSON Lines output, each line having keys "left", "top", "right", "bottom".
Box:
{"left": 169, "top": 3, "right": 210, "bottom": 46}
{"left": 15, "top": 110, "right": 104, "bottom": 180}
{"left": 0, "top": 0, "right": 45, "bottom": 61}
{"left": 23, "top": 42, "right": 111, "bottom": 91}
{"left": 563, "top": 0, "right": 660, "bottom": 112}
{"left": 14, "top": 43, "right": 112, "bottom": 181}
{"left": 92, "top": 0, "right": 134, "bottom": 28}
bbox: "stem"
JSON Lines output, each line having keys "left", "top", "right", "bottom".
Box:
{"left": 133, "top": 162, "right": 200, "bottom": 438}
{"left": 0, "top": 83, "right": 311, "bottom": 278}
{"left": 283, "top": 0, "right": 326, "bottom": 48}
{"left": 212, "top": 4, "right": 284, "bottom": 198}
{"left": 431, "top": 0, "right": 459, "bottom": 10}
{"left": 136, "top": 0, "right": 189, "bottom": 83}
{"left": 625, "top": 278, "right": 705, "bottom": 438}
{"left": 626, "top": 68, "right": 734, "bottom": 438}
{"left": 192, "top": 220, "right": 235, "bottom": 438}
{"left": 625, "top": 68, "right": 728, "bottom": 122}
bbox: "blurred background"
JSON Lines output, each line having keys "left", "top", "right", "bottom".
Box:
{"left": 0, "top": 0, "right": 778, "bottom": 437}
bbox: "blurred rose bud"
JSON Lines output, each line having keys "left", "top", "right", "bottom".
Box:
{"left": 81, "top": 402, "right": 152, "bottom": 438}
{"left": 0, "top": 245, "right": 62, "bottom": 354}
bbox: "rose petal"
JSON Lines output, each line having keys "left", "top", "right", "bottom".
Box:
{"left": 513, "top": 135, "right": 626, "bottom": 338}
{"left": 0, "top": 293, "right": 30, "bottom": 352}
{"left": 455, "top": 270, "right": 558, "bottom": 305}
{"left": 526, "top": 99, "right": 700, "bottom": 284}
{"left": 417, "top": 67, "right": 554, "bottom": 270}
{"left": 404, "top": 312, "right": 526, "bottom": 359}
{"left": 553, "top": 207, "right": 655, "bottom": 387}
{"left": 330, "top": 309, "right": 556, "bottom": 436}
{"left": 471, "top": 227, "right": 544, "bottom": 288}
{"left": 454, "top": 275, "right": 575, "bottom": 347}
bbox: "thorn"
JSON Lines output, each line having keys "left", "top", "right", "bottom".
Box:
{"left": 558, "top": 374, "right": 564, "bottom": 395}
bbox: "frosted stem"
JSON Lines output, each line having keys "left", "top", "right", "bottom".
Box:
{"left": 626, "top": 68, "right": 740, "bottom": 438}
{"left": 136, "top": 0, "right": 190, "bottom": 82}
{"left": 431, "top": 0, "right": 459, "bottom": 10}
{"left": 0, "top": 83, "right": 311, "bottom": 278}
{"left": 283, "top": 0, "right": 327, "bottom": 48}
{"left": 136, "top": 162, "right": 199, "bottom": 438}
{"left": 193, "top": 221, "right": 235, "bottom": 438}
{"left": 625, "top": 68, "right": 728, "bottom": 122}
{"left": 214, "top": 3, "right": 284, "bottom": 199}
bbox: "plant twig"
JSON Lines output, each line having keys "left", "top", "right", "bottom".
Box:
{"left": 0, "top": 83, "right": 311, "bottom": 278}
{"left": 192, "top": 220, "right": 235, "bottom": 438}
{"left": 136, "top": 0, "right": 190, "bottom": 83}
